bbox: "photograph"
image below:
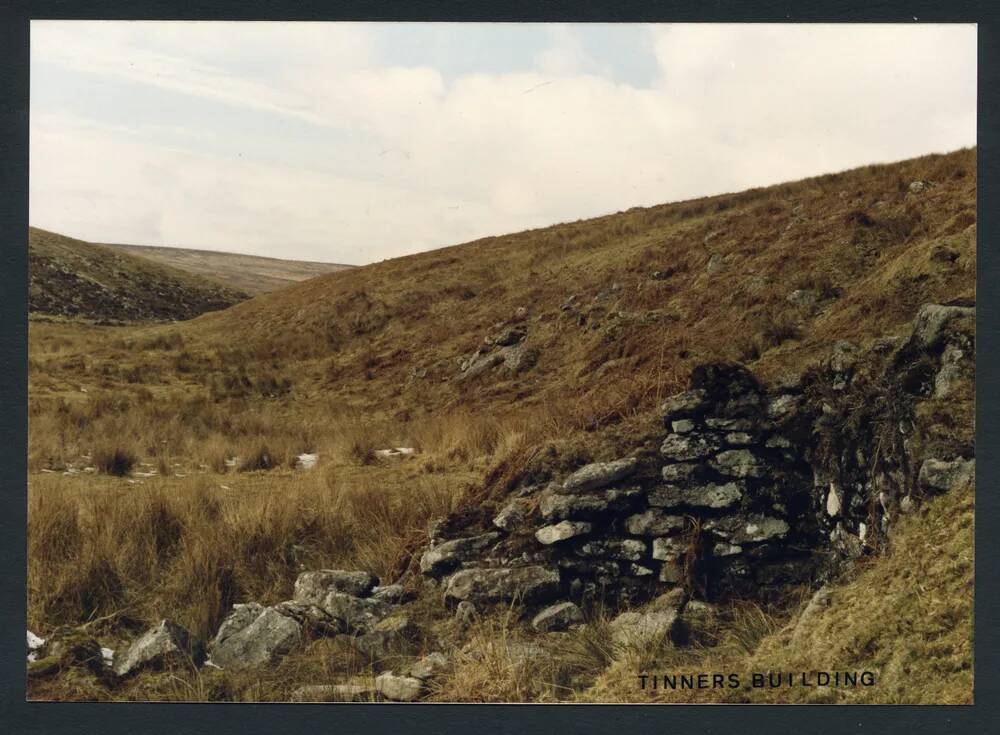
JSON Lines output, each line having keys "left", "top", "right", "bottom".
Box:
{"left": 25, "top": 21, "right": 976, "bottom": 704}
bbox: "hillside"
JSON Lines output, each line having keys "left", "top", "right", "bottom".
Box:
{"left": 184, "top": 148, "right": 976, "bottom": 422}
{"left": 28, "top": 228, "right": 250, "bottom": 323}
{"left": 106, "top": 243, "right": 354, "bottom": 295}
{"left": 26, "top": 148, "right": 975, "bottom": 703}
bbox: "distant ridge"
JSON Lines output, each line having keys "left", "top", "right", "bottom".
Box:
{"left": 106, "top": 243, "right": 355, "bottom": 295}
{"left": 28, "top": 227, "right": 250, "bottom": 323}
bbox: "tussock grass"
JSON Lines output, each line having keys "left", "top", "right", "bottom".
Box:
{"left": 92, "top": 444, "right": 137, "bottom": 477}
{"left": 28, "top": 462, "right": 475, "bottom": 641}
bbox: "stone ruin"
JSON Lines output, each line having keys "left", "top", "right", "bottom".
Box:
{"left": 418, "top": 303, "right": 976, "bottom": 614}
{"left": 419, "top": 361, "right": 823, "bottom": 609}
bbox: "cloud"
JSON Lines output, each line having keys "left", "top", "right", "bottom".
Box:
{"left": 29, "top": 22, "right": 976, "bottom": 263}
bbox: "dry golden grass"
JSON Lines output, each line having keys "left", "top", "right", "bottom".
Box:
{"left": 26, "top": 149, "right": 975, "bottom": 702}
{"left": 28, "top": 462, "right": 475, "bottom": 642}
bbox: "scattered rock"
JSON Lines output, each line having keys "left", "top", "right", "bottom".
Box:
{"left": 370, "top": 584, "right": 412, "bottom": 605}
{"left": 455, "top": 600, "right": 478, "bottom": 628}
{"left": 443, "top": 566, "right": 561, "bottom": 607}
{"left": 650, "top": 588, "right": 687, "bottom": 612}
{"left": 294, "top": 569, "right": 378, "bottom": 603}
{"left": 291, "top": 682, "right": 377, "bottom": 702}
{"left": 907, "top": 304, "right": 975, "bottom": 352}
{"left": 501, "top": 344, "right": 540, "bottom": 373}
{"left": 492, "top": 326, "right": 526, "bottom": 347}
{"left": 531, "top": 601, "right": 584, "bottom": 632}
{"left": 210, "top": 607, "right": 301, "bottom": 670}
{"left": 420, "top": 533, "right": 502, "bottom": 575}
{"left": 375, "top": 672, "right": 425, "bottom": 702}
{"left": 493, "top": 498, "right": 533, "bottom": 532}
{"left": 320, "top": 593, "right": 394, "bottom": 633}
{"left": 610, "top": 609, "right": 679, "bottom": 647}
{"left": 213, "top": 603, "right": 266, "bottom": 645}
{"left": 535, "top": 521, "right": 592, "bottom": 545}
{"left": 934, "top": 341, "right": 973, "bottom": 398}
{"left": 791, "top": 586, "right": 832, "bottom": 645}
{"left": 114, "top": 619, "right": 200, "bottom": 677}
{"left": 706, "top": 253, "right": 725, "bottom": 275}
{"left": 918, "top": 457, "right": 975, "bottom": 494}
{"left": 408, "top": 652, "right": 450, "bottom": 681}
{"left": 351, "top": 616, "right": 423, "bottom": 661}
{"left": 272, "top": 600, "right": 338, "bottom": 636}
{"left": 563, "top": 458, "right": 637, "bottom": 493}
{"left": 661, "top": 389, "right": 709, "bottom": 423}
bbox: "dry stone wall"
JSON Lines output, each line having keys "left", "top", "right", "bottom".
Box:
{"left": 418, "top": 302, "right": 976, "bottom": 616}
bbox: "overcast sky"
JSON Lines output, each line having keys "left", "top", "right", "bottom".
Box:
{"left": 30, "top": 22, "right": 976, "bottom": 265}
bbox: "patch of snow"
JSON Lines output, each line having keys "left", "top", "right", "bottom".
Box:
{"left": 27, "top": 630, "right": 45, "bottom": 650}
{"left": 296, "top": 453, "right": 318, "bottom": 470}
{"left": 374, "top": 447, "right": 416, "bottom": 459}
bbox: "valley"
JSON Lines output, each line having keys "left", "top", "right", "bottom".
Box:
{"left": 26, "top": 148, "right": 976, "bottom": 703}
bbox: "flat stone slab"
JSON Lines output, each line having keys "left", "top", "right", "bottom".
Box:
{"left": 443, "top": 566, "right": 561, "bottom": 607}
{"left": 535, "top": 521, "right": 591, "bottom": 545}
{"left": 563, "top": 458, "right": 637, "bottom": 493}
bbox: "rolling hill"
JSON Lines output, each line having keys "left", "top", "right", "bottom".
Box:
{"left": 106, "top": 243, "right": 354, "bottom": 295}
{"left": 183, "top": 148, "right": 976, "bottom": 422}
{"left": 28, "top": 227, "right": 251, "bottom": 323}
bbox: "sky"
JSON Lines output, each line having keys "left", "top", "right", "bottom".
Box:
{"left": 29, "top": 22, "right": 977, "bottom": 265}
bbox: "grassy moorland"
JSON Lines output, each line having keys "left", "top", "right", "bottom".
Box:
{"left": 27, "top": 148, "right": 975, "bottom": 702}
{"left": 105, "top": 243, "right": 354, "bottom": 295}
